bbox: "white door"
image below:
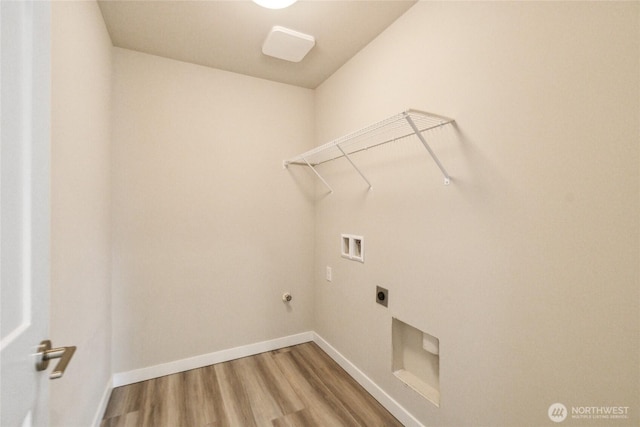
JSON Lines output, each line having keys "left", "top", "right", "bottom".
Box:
{"left": 1, "top": 1, "right": 51, "bottom": 425}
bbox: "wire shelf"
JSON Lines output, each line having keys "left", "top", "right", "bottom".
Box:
{"left": 283, "top": 109, "right": 454, "bottom": 191}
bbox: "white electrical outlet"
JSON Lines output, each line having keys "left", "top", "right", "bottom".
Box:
{"left": 326, "top": 266, "right": 332, "bottom": 282}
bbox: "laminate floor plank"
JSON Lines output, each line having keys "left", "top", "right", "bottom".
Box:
{"left": 100, "top": 411, "right": 139, "bottom": 427}
{"left": 270, "top": 408, "right": 317, "bottom": 427}
{"left": 140, "top": 375, "right": 170, "bottom": 426}
{"left": 102, "top": 343, "right": 403, "bottom": 427}
{"left": 273, "top": 348, "right": 360, "bottom": 426}
{"left": 102, "top": 381, "right": 143, "bottom": 419}
{"left": 296, "top": 343, "right": 404, "bottom": 427}
{"left": 232, "top": 356, "right": 286, "bottom": 426}
{"left": 215, "top": 360, "right": 258, "bottom": 427}
{"left": 102, "top": 387, "right": 127, "bottom": 420}
{"left": 254, "top": 351, "right": 305, "bottom": 415}
{"left": 183, "top": 367, "right": 219, "bottom": 426}
{"left": 199, "top": 364, "right": 229, "bottom": 425}
{"left": 165, "top": 371, "right": 190, "bottom": 427}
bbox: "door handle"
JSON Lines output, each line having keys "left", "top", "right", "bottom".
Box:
{"left": 36, "top": 340, "right": 76, "bottom": 379}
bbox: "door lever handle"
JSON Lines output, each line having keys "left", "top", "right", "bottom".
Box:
{"left": 36, "top": 340, "right": 76, "bottom": 379}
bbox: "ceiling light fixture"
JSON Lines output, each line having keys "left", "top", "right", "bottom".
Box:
{"left": 252, "top": 0, "right": 297, "bottom": 10}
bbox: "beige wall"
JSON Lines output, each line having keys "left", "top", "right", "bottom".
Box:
{"left": 50, "top": 1, "right": 113, "bottom": 426}
{"left": 110, "top": 48, "right": 315, "bottom": 373}
{"left": 313, "top": 2, "right": 639, "bottom": 426}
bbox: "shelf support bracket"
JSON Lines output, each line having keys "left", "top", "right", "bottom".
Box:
{"left": 336, "top": 144, "right": 372, "bottom": 190}
{"left": 404, "top": 113, "right": 451, "bottom": 185}
{"left": 302, "top": 156, "right": 333, "bottom": 193}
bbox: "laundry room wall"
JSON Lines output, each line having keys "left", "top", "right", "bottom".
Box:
{"left": 51, "top": 1, "right": 113, "bottom": 426}
{"left": 110, "top": 48, "right": 316, "bottom": 374}
{"left": 313, "top": 2, "right": 639, "bottom": 425}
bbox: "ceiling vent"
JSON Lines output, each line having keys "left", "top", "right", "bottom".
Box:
{"left": 262, "top": 26, "right": 315, "bottom": 63}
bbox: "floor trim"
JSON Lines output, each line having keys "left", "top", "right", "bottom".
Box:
{"left": 91, "top": 378, "right": 113, "bottom": 427}
{"left": 112, "top": 331, "right": 314, "bottom": 387}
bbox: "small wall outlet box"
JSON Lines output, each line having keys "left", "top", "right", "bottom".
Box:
{"left": 341, "top": 234, "right": 364, "bottom": 263}
{"left": 376, "top": 286, "right": 388, "bottom": 307}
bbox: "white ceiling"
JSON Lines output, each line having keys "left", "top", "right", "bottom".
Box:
{"left": 97, "top": 0, "right": 417, "bottom": 89}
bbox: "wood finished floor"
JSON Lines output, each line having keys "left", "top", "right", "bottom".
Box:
{"left": 101, "top": 342, "right": 403, "bottom": 427}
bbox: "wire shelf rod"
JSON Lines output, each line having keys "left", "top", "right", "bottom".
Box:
{"left": 302, "top": 156, "right": 333, "bottom": 193}
{"left": 336, "top": 144, "right": 373, "bottom": 189}
{"left": 403, "top": 112, "right": 451, "bottom": 185}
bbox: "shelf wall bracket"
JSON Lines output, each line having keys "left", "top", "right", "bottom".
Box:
{"left": 302, "top": 156, "right": 333, "bottom": 193}
{"left": 403, "top": 113, "right": 451, "bottom": 185}
{"left": 336, "top": 144, "right": 373, "bottom": 190}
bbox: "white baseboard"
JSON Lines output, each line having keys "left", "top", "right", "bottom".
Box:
{"left": 110, "top": 331, "right": 421, "bottom": 426}
{"left": 91, "top": 378, "right": 113, "bottom": 427}
{"left": 312, "top": 332, "right": 424, "bottom": 427}
{"left": 112, "top": 331, "right": 314, "bottom": 387}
